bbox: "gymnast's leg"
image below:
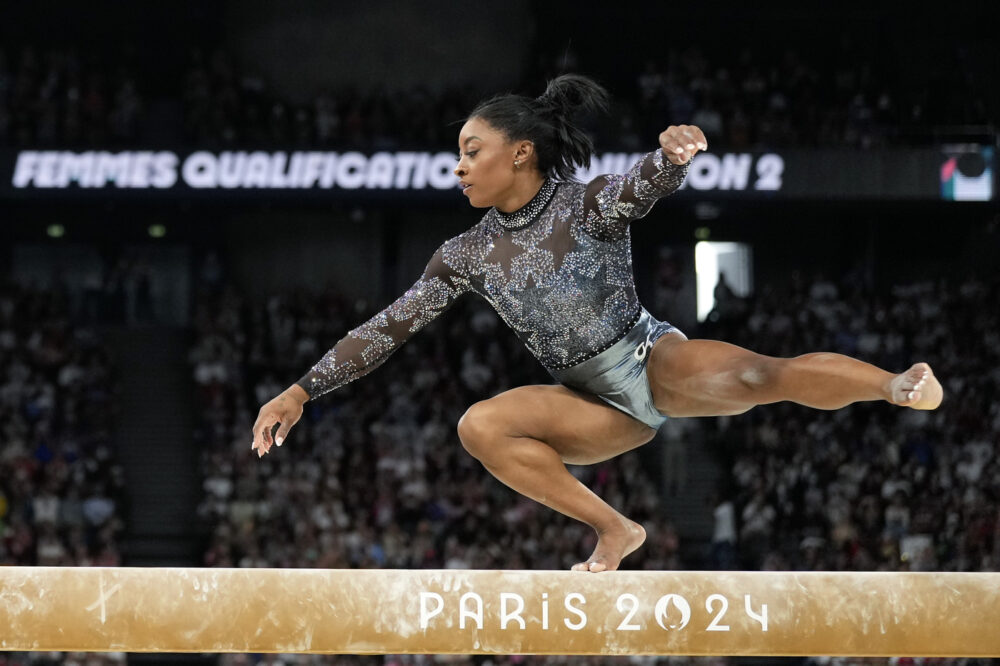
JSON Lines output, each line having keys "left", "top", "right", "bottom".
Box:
{"left": 647, "top": 332, "right": 944, "bottom": 418}
{"left": 457, "top": 384, "right": 657, "bottom": 573}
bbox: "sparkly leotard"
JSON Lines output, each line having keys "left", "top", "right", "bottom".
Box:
{"left": 297, "top": 149, "right": 689, "bottom": 399}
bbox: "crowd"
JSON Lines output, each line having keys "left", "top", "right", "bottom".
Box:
{"left": 0, "top": 47, "right": 143, "bottom": 147}
{"left": 0, "top": 283, "right": 124, "bottom": 566}
{"left": 191, "top": 281, "right": 686, "bottom": 666}
{"left": 623, "top": 41, "right": 994, "bottom": 150}
{"left": 2, "top": 35, "right": 994, "bottom": 151}
{"left": 0, "top": 269, "right": 993, "bottom": 666}
{"left": 178, "top": 49, "right": 478, "bottom": 150}
{"left": 191, "top": 268, "right": 999, "bottom": 666}
{"left": 0, "top": 283, "right": 126, "bottom": 666}
{"left": 2, "top": 12, "right": 996, "bottom": 666}
{"left": 704, "top": 274, "right": 999, "bottom": 575}
{"left": 192, "top": 286, "right": 681, "bottom": 574}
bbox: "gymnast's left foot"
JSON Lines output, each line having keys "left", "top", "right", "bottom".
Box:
{"left": 572, "top": 518, "right": 646, "bottom": 573}
{"left": 888, "top": 362, "right": 943, "bottom": 410}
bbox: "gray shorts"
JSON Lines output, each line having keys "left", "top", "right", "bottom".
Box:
{"left": 549, "top": 309, "right": 681, "bottom": 430}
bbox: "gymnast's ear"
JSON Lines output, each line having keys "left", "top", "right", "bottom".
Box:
{"left": 513, "top": 140, "right": 536, "bottom": 167}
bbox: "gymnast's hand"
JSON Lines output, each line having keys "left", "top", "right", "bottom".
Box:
{"left": 251, "top": 384, "right": 308, "bottom": 458}
{"left": 660, "top": 125, "right": 708, "bottom": 165}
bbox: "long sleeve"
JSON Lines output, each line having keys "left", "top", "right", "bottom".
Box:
{"left": 580, "top": 148, "right": 690, "bottom": 241}
{"left": 296, "top": 243, "right": 471, "bottom": 399}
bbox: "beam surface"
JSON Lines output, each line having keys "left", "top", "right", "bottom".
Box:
{"left": 1, "top": 568, "right": 999, "bottom": 656}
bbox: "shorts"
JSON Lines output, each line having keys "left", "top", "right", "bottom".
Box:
{"left": 548, "top": 308, "right": 681, "bottom": 430}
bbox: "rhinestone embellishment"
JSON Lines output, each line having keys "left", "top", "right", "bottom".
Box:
{"left": 492, "top": 179, "right": 558, "bottom": 231}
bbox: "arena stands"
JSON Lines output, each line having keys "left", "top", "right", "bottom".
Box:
{"left": 192, "top": 289, "right": 681, "bottom": 574}
{"left": 2, "top": 37, "right": 994, "bottom": 150}
{"left": 193, "top": 272, "right": 999, "bottom": 575}
{"left": 2, "top": 5, "right": 997, "bottom": 664}
{"left": 192, "top": 271, "right": 1000, "bottom": 665}
{"left": 0, "top": 283, "right": 126, "bottom": 666}
{"left": 704, "top": 275, "right": 999, "bottom": 573}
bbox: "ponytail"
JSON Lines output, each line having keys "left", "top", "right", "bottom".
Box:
{"left": 469, "top": 74, "right": 610, "bottom": 180}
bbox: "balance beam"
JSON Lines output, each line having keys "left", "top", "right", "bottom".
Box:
{"left": 1, "top": 568, "right": 999, "bottom": 656}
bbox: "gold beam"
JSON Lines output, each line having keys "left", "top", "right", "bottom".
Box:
{"left": 1, "top": 568, "right": 999, "bottom": 656}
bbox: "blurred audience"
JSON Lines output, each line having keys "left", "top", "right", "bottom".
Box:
{"left": 704, "top": 274, "right": 999, "bottom": 573}
{"left": 0, "top": 283, "right": 125, "bottom": 666}
{"left": 1, "top": 38, "right": 994, "bottom": 150}
{"left": 0, "top": 655, "right": 125, "bottom": 666}
{"left": 0, "top": 47, "right": 142, "bottom": 147}
{"left": 195, "top": 271, "right": 998, "bottom": 666}
{"left": 0, "top": 283, "right": 124, "bottom": 567}
{"left": 191, "top": 286, "right": 680, "bottom": 574}
{"left": 625, "top": 42, "right": 994, "bottom": 149}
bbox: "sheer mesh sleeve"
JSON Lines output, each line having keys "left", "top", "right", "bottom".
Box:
{"left": 296, "top": 242, "right": 471, "bottom": 399}
{"left": 581, "top": 149, "right": 690, "bottom": 241}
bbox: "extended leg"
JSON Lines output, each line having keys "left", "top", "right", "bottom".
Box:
{"left": 648, "top": 334, "right": 943, "bottom": 417}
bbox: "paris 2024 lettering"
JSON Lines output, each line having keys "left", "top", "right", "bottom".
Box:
{"left": 418, "top": 590, "right": 768, "bottom": 633}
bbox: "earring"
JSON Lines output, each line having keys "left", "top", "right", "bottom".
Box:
{"left": 514, "top": 160, "right": 521, "bottom": 169}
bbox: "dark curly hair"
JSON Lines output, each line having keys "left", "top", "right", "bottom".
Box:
{"left": 468, "top": 74, "right": 610, "bottom": 181}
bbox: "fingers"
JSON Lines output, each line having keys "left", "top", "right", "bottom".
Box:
{"left": 907, "top": 373, "right": 928, "bottom": 402}
{"left": 251, "top": 398, "right": 304, "bottom": 458}
{"left": 274, "top": 419, "right": 296, "bottom": 447}
{"left": 251, "top": 410, "right": 278, "bottom": 458}
{"left": 689, "top": 126, "right": 708, "bottom": 149}
{"left": 250, "top": 406, "right": 299, "bottom": 458}
{"left": 659, "top": 125, "right": 708, "bottom": 165}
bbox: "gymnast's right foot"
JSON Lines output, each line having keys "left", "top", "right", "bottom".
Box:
{"left": 572, "top": 519, "right": 646, "bottom": 573}
{"left": 889, "top": 362, "right": 943, "bottom": 410}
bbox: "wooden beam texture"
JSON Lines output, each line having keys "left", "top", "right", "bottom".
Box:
{"left": 1, "top": 568, "right": 999, "bottom": 656}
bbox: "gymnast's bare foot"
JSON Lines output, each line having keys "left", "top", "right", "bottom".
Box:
{"left": 572, "top": 518, "right": 646, "bottom": 573}
{"left": 889, "top": 363, "right": 943, "bottom": 410}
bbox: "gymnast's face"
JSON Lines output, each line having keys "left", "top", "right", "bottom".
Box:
{"left": 454, "top": 117, "right": 533, "bottom": 210}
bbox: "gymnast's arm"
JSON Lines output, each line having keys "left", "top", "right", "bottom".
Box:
{"left": 250, "top": 244, "right": 471, "bottom": 456}
{"left": 580, "top": 124, "right": 706, "bottom": 241}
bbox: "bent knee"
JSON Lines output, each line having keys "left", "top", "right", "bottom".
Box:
{"left": 457, "top": 400, "right": 500, "bottom": 460}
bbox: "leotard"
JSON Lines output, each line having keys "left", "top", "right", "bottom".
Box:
{"left": 297, "top": 149, "right": 689, "bottom": 417}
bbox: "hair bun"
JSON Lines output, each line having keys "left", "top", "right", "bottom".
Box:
{"left": 468, "top": 74, "right": 609, "bottom": 180}
{"left": 536, "top": 74, "right": 610, "bottom": 119}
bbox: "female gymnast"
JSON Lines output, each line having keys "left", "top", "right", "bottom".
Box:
{"left": 251, "top": 75, "right": 943, "bottom": 573}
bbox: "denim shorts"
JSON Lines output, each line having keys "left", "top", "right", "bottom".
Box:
{"left": 548, "top": 309, "right": 680, "bottom": 430}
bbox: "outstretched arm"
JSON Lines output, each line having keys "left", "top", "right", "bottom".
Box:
{"left": 295, "top": 248, "right": 469, "bottom": 398}
{"left": 581, "top": 125, "right": 707, "bottom": 241}
{"left": 251, "top": 243, "right": 471, "bottom": 456}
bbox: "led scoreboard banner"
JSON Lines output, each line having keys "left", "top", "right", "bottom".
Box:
{"left": 6, "top": 149, "right": 782, "bottom": 194}
{"left": 1, "top": 146, "right": 993, "bottom": 201}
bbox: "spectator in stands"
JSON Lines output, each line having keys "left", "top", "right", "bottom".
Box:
{"left": 0, "top": 284, "right": 123, "bottom": 568}
{"left": 3, "top": 35, "right": 996, "bottom": 150}
{"left": 192, "top": 288, "right": 680, "bottom": 574}
{"left": 710, "top": 275, "right": 997, "bottom": 573}
{"left": 0, "top": 284, "right": 124, "bottom": 666}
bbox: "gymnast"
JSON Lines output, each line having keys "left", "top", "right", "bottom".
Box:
{"left": 252, "top": 74, "right": 943, "bottom": 573}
